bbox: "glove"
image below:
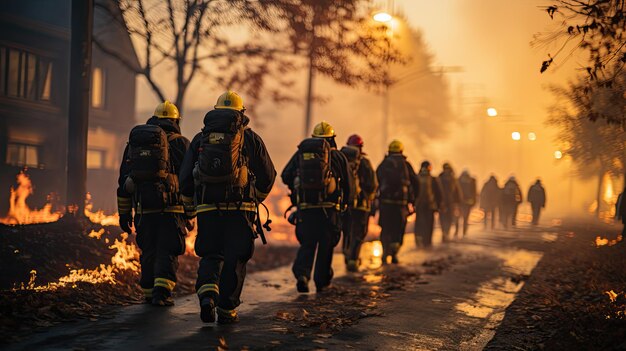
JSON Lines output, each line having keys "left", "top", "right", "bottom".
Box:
{"left": 119, "top": 213, "right": 133, "bottom": 234}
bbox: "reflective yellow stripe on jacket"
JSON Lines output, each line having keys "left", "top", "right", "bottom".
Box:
{"left": 298, "top": 202, "right": 341, "bottom": 210}
{"left": 196, "top": 202, "right": 257, "bottom": 213}
{"left": 135, "top": 205, "right": 184, "bottom": 214}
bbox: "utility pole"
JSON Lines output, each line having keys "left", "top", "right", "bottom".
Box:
{"left": 66, "top": 0, "right": 93, "bottom": 215}
{"left": 303, "top": 7, "right": 318, "bottom": 139}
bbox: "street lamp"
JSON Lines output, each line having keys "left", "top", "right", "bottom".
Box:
{"left": 554, "top": 150, "right": 563, "bottom": 159}
{"left": 487, "top": 107, "right": 498, "bottom": 117}
{"left": 528, "top": 132, "right": 537, "bottom": 141}
{"left": 373, "top": 12, "right": 392, "bottom": 22}
{"left": 511, "top": 131, "right": 521, "bottom": 141}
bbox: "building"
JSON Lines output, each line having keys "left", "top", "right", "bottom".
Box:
{"left": 0, "top": 0, "right": 138, "bottom": 213}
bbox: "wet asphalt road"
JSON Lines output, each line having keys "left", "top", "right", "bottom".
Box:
{"left": 9, "top": 223, "right": 556, "bottom": 351}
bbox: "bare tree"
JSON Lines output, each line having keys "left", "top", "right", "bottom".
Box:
{"left": 93, "top": 0, "right": 293, "bottom": 114}
{"left": 537, "top": 1, "right": 625, "bottom": 82}
{"left": 269, "top": 0, "right": 406, "bottom": 136}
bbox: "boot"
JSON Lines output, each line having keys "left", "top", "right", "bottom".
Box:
{"left": 151, "top": 286, "right": 174, "bottom": 307}
{"left": 346, "top": 260, "right": 358, "bottom": 272}
{"left": 217, "top": 307, "right": 239, "bottom": 325}
{"left": 297, "top": 276, "right": 310, "bottom": 293}
{"left": 200, "top": 297, "right": 216, "bottom": 323}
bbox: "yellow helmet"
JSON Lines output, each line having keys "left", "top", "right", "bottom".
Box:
{"left": 388, "top": 139, "right": 404, "bottom": 153}
{"left": 215, "top": 90, "right": 245, "bottom": 111}
{"left": 154, "top": 100, "right": 180, "bottom": 119}
{"left": 312, "top": 121, "right": 336, "bottom": 138}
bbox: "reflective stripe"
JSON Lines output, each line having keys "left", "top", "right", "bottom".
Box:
{"left": 298, "top": 202, "right": 340, "bottom": 210}
{"left": 142, "top": 288, "right": 153, "bottom": 298}
{"left": 197, "top": 202, "right": 256, "bottom": 213}
{"left": 118, "top": 197, "right": 132, "bottom": 214}
{"left": 197, "top": 283, "right": 220, "bottom": 296}
{"left": 136, "top": 205, "right": 185, "bottom": 214}
{"left": 216, "top": 307, "right": 237, "bottom": 318}
{"left": 154, "top": 277, "right": 176, "bottom": 291}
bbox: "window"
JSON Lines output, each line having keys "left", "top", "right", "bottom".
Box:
{"left": 91, "top": 67, "right": 105, "bottom": 108}
{"left": 6, "top": 143, "right": 40, "bottom": 168}
{"left": 1, "top": 45, "right": 52, "bottom": 102}
{"left": 87, "top": 149, "right": 105, "bottom": 169}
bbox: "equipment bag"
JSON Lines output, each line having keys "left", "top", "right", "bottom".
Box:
{"left": 127, "top": 124, "right": 179, "bottom": 209}
{"left": 193, "top": 110, "right": 249, "bottom": 202}
{"left": 340, "top": 145, "right": 361, "bottom": 206}
{"left": 296, "top": 138, "right": 333, "bottom": 204}
{"left": 379, "top": 155, "right": 410, "bottom": 202}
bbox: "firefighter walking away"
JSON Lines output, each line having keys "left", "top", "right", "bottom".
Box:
{"left": 179, "top": 91, "right": 276, "bottom": 324}
{"left": 376, "top": 139, "right": 418, "bottom": 264}
{"left": 282, "top": 121, "right": 353, "bottom": 293}
{"left": 117, "top": 101, "right": 190, "bottom": 306}
{"left": 340, "top": 134, "right": 378, "bottom": 272}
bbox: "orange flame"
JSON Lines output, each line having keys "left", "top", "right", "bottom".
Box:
{"left": 84, "top": 192, "right": 119, "bottom": 226}
{"left": 17, "top": 232, "right": 140, "bottom": 291}
{"left": 0, "top": 171, "right": 62, "bottom": 225}
{"left": 595, "top": 234, "right": 623, "bottom": 247}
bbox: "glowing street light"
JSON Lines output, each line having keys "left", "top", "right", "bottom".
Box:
{"left": 373, "top": 12, "right": 392, "bottom": 22}
{"left": 554, "top": 150, "right": 563, "bottom": 159}
{"left": 511, "top": 131, "right": 521, "bottom": 141}
{"left": 528, "top": 132, "right": 537, "bottom": 141}
{"left": 487, "top": 107, "right": 498, "bottom": 117}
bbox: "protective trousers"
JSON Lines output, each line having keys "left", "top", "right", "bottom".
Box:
{"left": 134, "top": 213, "right": 185, "bottom": 298}
{"left": 293, "top": 208, "right": 340, "bottom": 290}
{"left": 414, "top": 206, "right": 435, "bottom": 247}
{"left": 195, "top": 211, "right": 255, "bottom": 311}
{"left": 459, "top": 204, "right": 472, "bottom": 236}
{"left": 379, "top": 203, "right": 407, "bottom": 260}
{"left": 343, "top": 209, "right": 369, "bottom": 265}
{"left": 483, "top": 207, "right": 497, "bottom": 230}
{"left": 531, "top": 204, "right": 541, "bottom": 225}
{"left": 439, "top": 208, "right": 455, "bottom": 241}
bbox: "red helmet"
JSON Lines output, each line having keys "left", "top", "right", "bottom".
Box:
{"left": 347, "top": 134, "right": 364, "bottom": 147}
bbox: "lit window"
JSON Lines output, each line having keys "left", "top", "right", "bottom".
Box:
{"left": 1, "top": 46, "right": 52, "bottom": 102}
{"left": 39, "top": 61, "right": 52, "bottom": 101}
{"left": 6, "top": 143, "right": 40, "bottom": 168}
{"left": 91, "top": 67, "right": 105, "bottom": 108}
{"left": 7, "top": 49, "right": 21, "bottom": 97}
{"left": 87, "top": 149, "right": 105, "bottom": 169}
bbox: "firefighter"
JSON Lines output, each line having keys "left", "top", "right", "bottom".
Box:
{"left": 501, "top": 176, "right": 523, "bottom": 228}
{"left": 340, "top": 134, "right": 378, "bottom": 272}
{"left": 376, "top": 140, "right": 418, "bottom": 264}
{"left": 480, "top": 175, "right": 501, "bottom": 230}
{"left": 117, "top": 101, "right": 190, "bottom": 306}
{"left": 457, "top": 170, "right": 477, "bottom": 236}
{"left": 282, "top": 121, "right": 353, "bottom": 293}
{"left": 438, "top": 163, "right": 462, "bottom": 241}
{"left": 527, "top": 179, "right": 546, "bottom": 225}
{"left": 414, "top": 161, "right": 442, "bottom": 248}
{"left": 179, "top": 91, "right": 276, "bottom": 324}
